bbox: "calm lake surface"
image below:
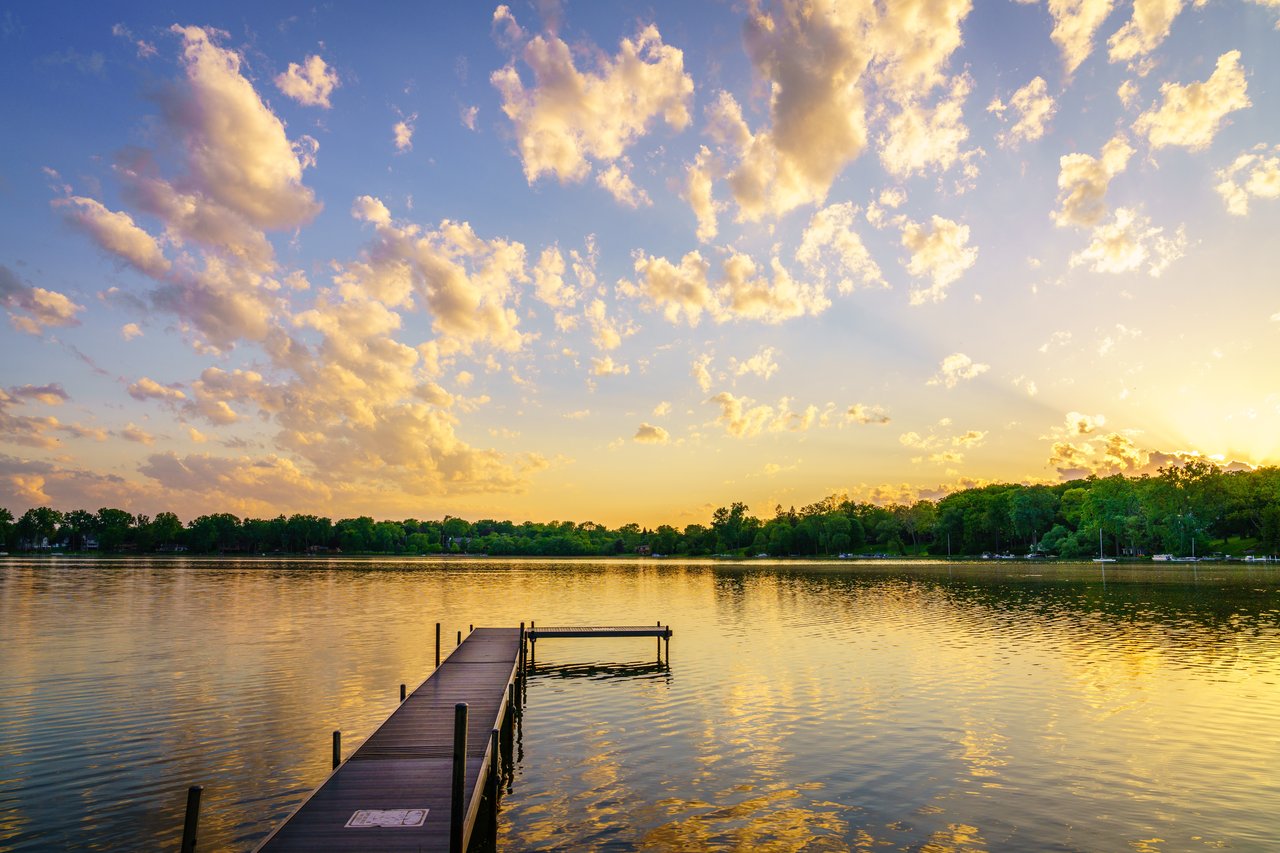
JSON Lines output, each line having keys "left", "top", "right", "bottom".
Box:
{"left": 1, "top": 557, "right": 1278, "bottom": 851}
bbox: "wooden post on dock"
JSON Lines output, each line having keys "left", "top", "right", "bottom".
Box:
{"left": 518, "top": 621, "right": 525, "bottom": 675}
{"left": 656, "top": 620, "right": 661, "bottom": 659}
{"left": 331, "top": 731, "right": 341, "bottom": 769}
{"left": 450, "top": 703, "right": 468, "bottom": 853}
{"left": 457, "top": 629, "right": 462, "bottom": 647}
{"left": 488, "top": 727, "right": 500, "bottom": 799}
{"left": 400, "top": 683, "right": 406, "bottom": 702}
{"left": 180, "top": 785, "right": 202, "bottom": 853}
{"left": 435, "top": 622, "right": 441, "bottom": 668}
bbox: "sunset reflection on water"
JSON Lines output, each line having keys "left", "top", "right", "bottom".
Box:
{"left": 1, "top": 558, "right": 1278, "bottom": 851}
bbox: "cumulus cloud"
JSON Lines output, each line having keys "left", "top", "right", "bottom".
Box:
{"left": 846, "top": 403, "right": 890, "bottom": 425}
{"left": 393, "top": 116, "right": 416, "bottom": 152}
{"left": 634, "top": 423, "right": 670, "bottom": 444}
{"left": 491, "top": 10, "right": 692, "bottom": 185}
{"left": 532, "top": 245, "right": 575, "bottom": 313}
{"left": 899, "top": 419, "right": 986, "bottom": 464}
{"left": 1117, "top": 79, "right": 1141, "bottom": 108}
{"left": 0, "top": 263, "right": 83, "bottom": 335}
{"left": 1108, "top": 0, "right": 1196, "bottom": 65}
{"left": 709, "top": 2, "right": 873, "bottom": 221}
{"left": 1053, "top": 134, "right": 1134, "bottom": 228}
{"left": 342, "top": 203, "right": 528, "bottom": 357}
{"left": 122, "top": 322, "right": 143, "bottom": 340}
{"left": 112, "top": 154, "right": 277, "bottom": 273}
{"left": 623, "top": 249, "right": 829, "bottom": 326}
{"left": 1060, "top": 411, "right": 1106, "bottom": 436}
{"left": 275, "top": 54, "right": 340, "bottom": 108}
{"left": 685, "top": 146, "right": 719, "bottom": 243}
{"left": 708, "top": 391, "right": 818, "bottom": 438}
{"left": 595, "top": 159, "right": 651, "bottom": 207}
{"left": 51, "top": 26, "right": 330, "bottom": 353}
{"left": 796, "top": 202, "right": 886, "bottom": 293}
{"left": 121, "top": 423, "right": 156, "bottom": 445}
{"left": 928, "top": 352, "right": 989, "bottom": 388}
{"left": 1133, "top": 50, "right": 1250, "bottom": 151}
{"left": 7, "top": 384, "right": 69, "bottom": 405}
{"left": 899, "top": 215, "right": 979, "bottom": 304}
{"left": 691, "top": 353, "right": 714, "bottom": 392}
{"left": 1215, "top": 144, "right": 1280, "bottom": 215}
{"left": 878, "top": 74, "right": 976, "bottom": 178}
{"left": 1070, "top": 207, "right": 1186, "bottom": 276}
{"left": 990, "top": 76, "right": 1056, "bottom": 148}
{"left": 590, "top": 355, "right": 629, "bottom": 376}
{"left": 731, "top": 346, "right": 780, "bottom": 381}
{"left": 0, "top": 388, "right": 107, "bottom": 449}
{"left": 1048, "top": 430, "right": 1158, "bottom": 479}
{"left": 128, "top": 377, "right": 188, "bottom": 402}
{"left": 52, "top": 196, "right": 170, "bottom": 277}
{"left": 1047, "top": 0, "right": 1116, "bottom": 75}
{"left": 163, "top": 25, "right": 322, "bottom": 229}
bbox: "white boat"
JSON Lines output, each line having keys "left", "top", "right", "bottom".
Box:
{"left": 1152, "top": 554, "right": 1172, "bottom": 561}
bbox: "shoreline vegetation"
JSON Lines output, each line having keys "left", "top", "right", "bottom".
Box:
{"left": 4, "top": 461, "right": 1279, "bottom": 561}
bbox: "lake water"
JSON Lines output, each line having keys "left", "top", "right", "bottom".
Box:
{"left": 1, "top": 557, "right": 1278, "bottom": 851}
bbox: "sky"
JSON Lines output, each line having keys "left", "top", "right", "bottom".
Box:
{"left": 1, "top": 0, "right": 1279, "bottom": 528}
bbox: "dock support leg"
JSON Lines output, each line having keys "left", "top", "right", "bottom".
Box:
{"left": 450, "top": 703, "right": 468, "bottom": 853}
{"left": 332, "top": 730, "right": 341, "bottom": 770}
{"left": 180, "top": 785, "right": 202, "bottom": 853}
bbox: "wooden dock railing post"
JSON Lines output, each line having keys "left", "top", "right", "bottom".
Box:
{"left": 450, "top": 703, "right": 468, "bottom": 853}
{"left": 180, "top": 785, "right": 202, "bottom": 853}
{"left": 331, "top": 731, "right": 341, "bottom": 770}
{"left": 457, "top": 629, "right": 462, "bottom": 647}
{"left": 435, "top": 622, "right": 441, "bottom": 668}
{"left": 488, "top": 727, "right": 500, "bottom": 799}
{"left": 400, "top": 683, "right": 406, "bottom": 702}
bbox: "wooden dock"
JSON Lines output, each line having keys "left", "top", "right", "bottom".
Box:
{"left": 253, "top": 627, "right": 522, "bottom": 853}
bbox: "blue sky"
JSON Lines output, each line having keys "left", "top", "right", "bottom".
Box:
{"left": 2, "top": 0, "right": 1279, "bottom": 526}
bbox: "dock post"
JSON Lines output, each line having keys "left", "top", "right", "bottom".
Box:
{"left": 180, "top": 785, "right": 202, "bottom": 853}
{"left": 488, "top": 727, "right": 501, "bottom": 798}
{"left": 657, "top": 620, "right": 661, "bottom": 658}
{"left": 450, "top": 703, "right": 468, "bottom": 853}
{"left": 400, "top": 683, "right": 406, "bottom": 702}
{"left": 332, "top": 731, "right": 341, "bottom": 769}
{"left": 457, "top": 629, "right": 462, "bottom": 647}
{"left": 435, "top": 622, "right": 441, "bottom": 668}
{"left": 518, "top": 621, "right": 525, "bottom": 676}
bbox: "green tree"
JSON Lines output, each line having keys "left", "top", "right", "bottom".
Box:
{"left": 95, "top": 507, "right": 135, "bottom": 551}
{"left": 150, "top": 512, "right": 184, "bottom": 549}
{"left": 1011, "top": 487, "right": 1059, "bottom": 549}
{"left": 61, "top": 509, "right": 98, "bottom": 550}
{"left": 17, "top": 507, "right": 63, "bottom": 548}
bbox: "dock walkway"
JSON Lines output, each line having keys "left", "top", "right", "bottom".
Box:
{"left": 253, "top": 627, "right": 521, "bottom": 853}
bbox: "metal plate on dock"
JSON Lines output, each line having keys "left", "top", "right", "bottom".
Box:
{"left": 345, "top": 809, "right": 428, "bottom": 828}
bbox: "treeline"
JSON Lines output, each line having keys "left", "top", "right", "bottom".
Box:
{"left": 4, "top": 461, "right": 1280, "bottom": 558}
